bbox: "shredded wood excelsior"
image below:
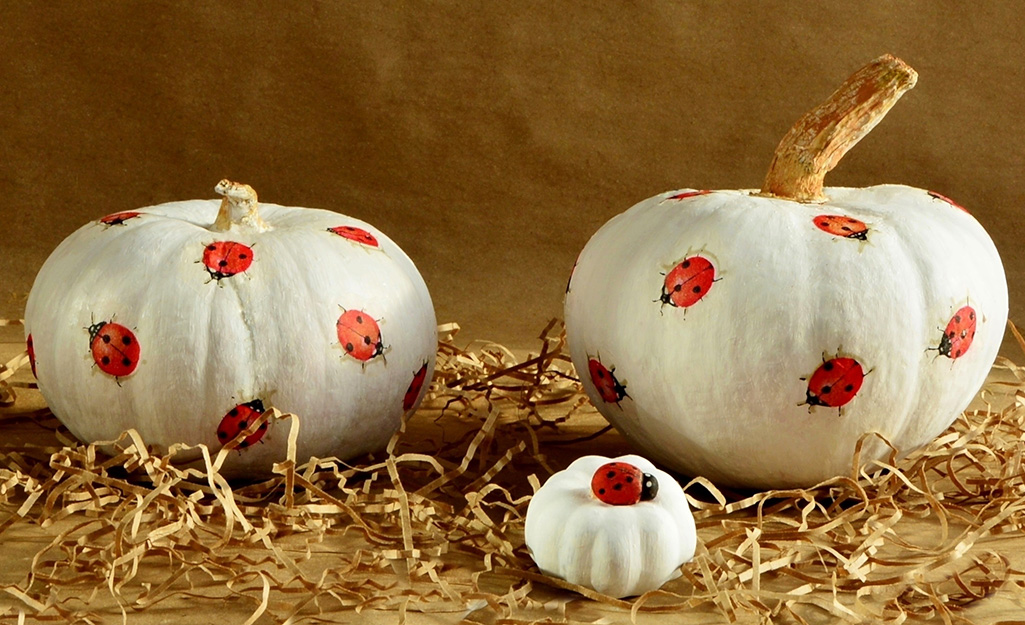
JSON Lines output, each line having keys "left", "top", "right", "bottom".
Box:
{"left": 2, "top": 318, "right": 1025, "bottom": 624}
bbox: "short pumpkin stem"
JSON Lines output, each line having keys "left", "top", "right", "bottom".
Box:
{"left": 760, "top": 55, "right": 918, "bottom": 203}
{"left": 212, "top": 180, "right": 269, "bottom": 232}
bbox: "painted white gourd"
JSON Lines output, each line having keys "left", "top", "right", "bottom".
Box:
{"left": 24, "top": 181, "right": 437, "bottom": 475}
{"left": 524, "top": 454, "right": 697, "bottom": 598}
{"left": 564, "top": 56, "right": 1008, "bottom": 489}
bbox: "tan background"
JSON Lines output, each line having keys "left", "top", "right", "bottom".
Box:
{"left": 1, "top": 2, "right": 1023, "bottom": 349}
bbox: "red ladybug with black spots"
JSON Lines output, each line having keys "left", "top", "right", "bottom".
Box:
{"left": 88, "top": 320, "right": 140, "bottom": 379}
{"left": 932, "top": 305, "right": 977, "bottom": 360}
{"left": 588, "top": 357, "right": 628, "bottom": 404}
{"left": 660, "top": 255, "right": 716, "bottom": 309}
{"left": 202, "top": 241, "right": 254, "bottom": 281}
{"left": 328, "top": 225, "right": 379, "bottom": 247}
{"left": 802, "top": 355, "right": 866, "bottom": 413}
{"left": 99, "top": 211, "right": 141, "bottom": 226}
{"left": 928, "top": 190, "right": 970, "bottom": 214}
{"left": 26, "top": 334, "right": 37, "bottom": 378}
{"left": 403, "top": 362, "right": 429, "bottom": 411}
{"left": 591, "top": 461, "right": 658, "bottom": 505}
{"left": 813, "top": 215, "right": 869, "bottom": 241}
{"left": 216, "top": 399, "right": 268, "bottom": 449}
{"left": 336, "top": 309, "right": 385, "bottom": 363}
{"left": 665, "top": 189, "right": 711, "bottom": 202}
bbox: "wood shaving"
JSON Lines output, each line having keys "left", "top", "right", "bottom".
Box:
{"left": 2, "top": 319, "right": 1025, "bottom": 623}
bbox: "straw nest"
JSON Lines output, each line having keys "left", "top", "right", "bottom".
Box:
{"left": 3, "top": 318, "right": 1025, "bottom": 624}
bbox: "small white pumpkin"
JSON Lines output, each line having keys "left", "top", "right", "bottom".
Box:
{"left": 25, "top": 181, "right": 437, "bottom": 474}
{"left": 564, "top": 56, "right": 1008, "bottom": 488}
{"left": 524, "top": 454, "right": 698, "bottom": 599}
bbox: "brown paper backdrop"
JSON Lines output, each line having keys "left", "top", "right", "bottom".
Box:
{"left": 1, "top": 2, "right": 1023, "bottom": 349}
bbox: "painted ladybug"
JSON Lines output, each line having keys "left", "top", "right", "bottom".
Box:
{"left": 87, "top": 321, "right": 140, "bottom": 379}
{"left": 336, "top": 309, "right": 385, "bottom": 363}
{"left": 660, "top": 255, "right": 716, "bottom": 309}
{"left": 590, "top": 461, "right": 658, "bottom": 505}
{"left": 26, "top": 334, "right": 37, "bottom": 379}
{"left": 328, "top": 225, "right": 379, "bottom": 248}
{"left": 99, "top": 211, "right": 141, "bottom": 226}
{"left": 813, "top": 215, "right": 869, "bottom": 241}
{"left": 665, "top": 190, "right": 712, "bottom": 202}
{"left": 403, "top": 362, "right": 429, "bottom": 411}
{"left": 565, "top": 258, "right": 578, "bottom": 295}
{"left": 802, "top": 356, "right": 865, "bottom": 411}
{"left": 202, "top": 241, "right": 254, "bottom": 281}
{"left": 928, "top": 190, "right": 970, "bottom": 214}
{"left": 588, "top": 357, "right": 628, "bottom": 404}
{"left": 216, "top": 399, "right": 268, "bottom": 449}
{"left": 933, "top": 305, "right": 977, "bottom": 359}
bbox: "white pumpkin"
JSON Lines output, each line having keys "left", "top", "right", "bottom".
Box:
{"left": 24, "top": 181, "right": 437, "bottom": 475}
{"left": 564, "top": 56, "right": 1008, "bottom": 489}
{"left": 524, "top": 454, "right": 697, "bottom": 599}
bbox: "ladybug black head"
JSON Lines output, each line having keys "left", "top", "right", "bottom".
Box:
{"left": 87, "top": 321, "right": 108, "bottom": 343}
{"left": 937, "top": 333, "right": 953, "bottom": 358}
{"left": 244, "top": 399, "right": 266, "bottom": 413}
{"left": 640, "top": 472, "right": 658, "bottom": 501}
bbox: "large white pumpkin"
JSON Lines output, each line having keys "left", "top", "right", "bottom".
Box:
{"left": 25, "top": 181, "right": 437, "bottom": 475}
{"left": 564, "top": 56, "right": 1008, "bottom": 489}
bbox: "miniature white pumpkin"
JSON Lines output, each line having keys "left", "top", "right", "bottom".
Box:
{"left": 524, "top": 454, "right": 697, "bottom": 598}
{"left": 24, "top": 181, "right": 437, "bottom": 474}
{"left": 564, "top": 56, "right": 1008, "bottom": 489}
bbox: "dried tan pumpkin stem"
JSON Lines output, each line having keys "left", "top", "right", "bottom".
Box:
{"left": 760, "top": 54, "right": 918, "bottom": 202}
{"left": 212, "top": 179, "right": 269, "bottom": 231}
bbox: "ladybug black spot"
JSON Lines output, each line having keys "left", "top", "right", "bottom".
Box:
{"left": 219, "top": 260, "right": 228, "bottom": 267}
{"left": 207, "top": 245, "right": 216, "bottom": 251}
{"left": 122, "top": 336, "right": 132, "bottom": 345}
{"left": 598, "top": 488, "right": 606, "bottom": 495}
{"left": 955, "top": 349, "right": 962, "bottom": 357}
{"left": 346, "top": 343, "right": 354, "bottom": 352}
{"left": 218, "top": 431, "right": 228, "bottom": 439}
{"left": 597, "top": 370, "right": 605, "bottom": 378}
{"left": 606, "top": 471, "right": 616, "bottom": 478}
{"left": 674, "top": 284, "right": 682, "bottom": 292}
{"left": 955, "top": 315, "right": 961, "bottom": 323}
{"left": 230, "top": 408, "right": 239, "bottom": 417}
{"left": 692, "top": 285, "right": 702, "bottom": 293}
{"left": 681, "top": 260, "right": 690, "bottom": 269}
{"left": 101, "top": 356, "right": 111, "bottom": 365}
{"left": 364, "top": 336, "right": 372, "bottom": 345}
{"left": 356, "top": 315, "right": 364, "bottom": 323}
{"left": 949, "top": 331, "right": 956, "bottom": 339}
{"left": 239, "top": 254, "right": 247, "bottom": 259}
{"left": 823, "top": 361, "right": 834, "bottom": 371}
{"left": 259, "top": 423, "right": 267, "bottom": 430}
{"left": 625, "top": 476, "right": 634, "bottom": 483}
{"left": 239, "top": 421, "right": 248, "bottom": 429}
{"left": 961, "top": 330, "right": 968, "bottom": 338}
{"left": 102, "top": 334, "right": 112, "bottom": 343}
{"left": 122, "top": 357, "right": 131, "bottom": 366}
{"left": 841, "top": 226, "right": 851, "bottom": 232}
{"left": 239, "top": 441, "right": 249, "bottom": 448}
{"left": 821, "top": 385, "right": 832, "bottom": 394}
{"left": 845, "top": 384, "right": 854, "bottom": 392}
{"left": 819, "top": 221, "right": 829, "bottom": 227}
{"left": 970, "top": 311, "right": 976, "bottom": 320}
{"left": 612, "top": 483, "right": 623, "bottom": 491}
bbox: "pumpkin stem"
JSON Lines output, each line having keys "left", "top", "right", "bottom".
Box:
{"left": 212, "top": 180, "right": 270, "bottom": 231}
{"left": 759, "top": 55, "right": 918, "bottom": 202}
